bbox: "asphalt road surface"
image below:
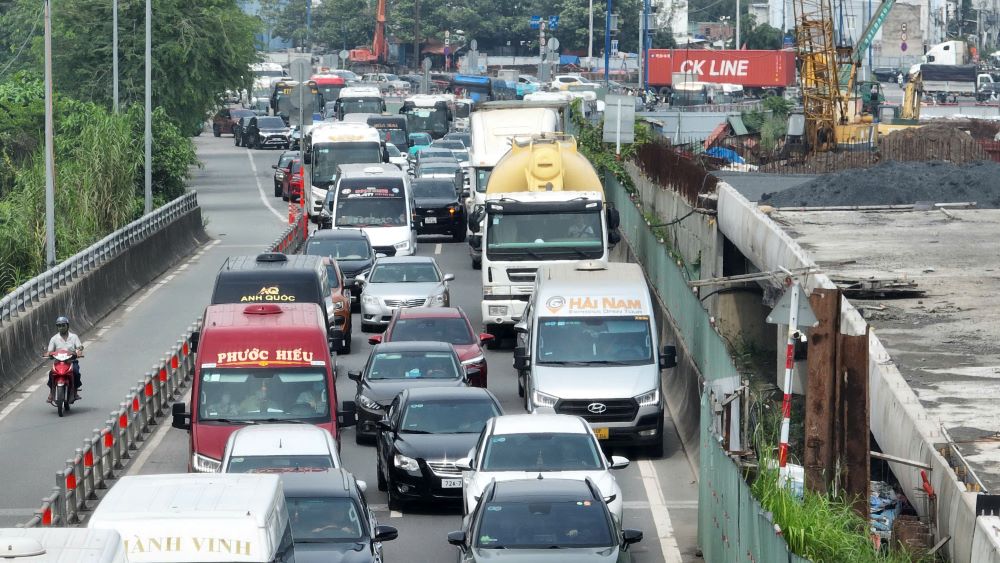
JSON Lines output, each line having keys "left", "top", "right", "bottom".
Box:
{"left": 0, "top": 131, "right": 701, "bottom": 562}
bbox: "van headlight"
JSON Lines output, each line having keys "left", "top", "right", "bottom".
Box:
{"left": 532, "top": 390, "right": 558, "bottom": 409}
{"left": 193, "top": 453, "right": 222, "bottom": 473}
{"left": 634, "top": 389, "right": 660, "bottom": 407}
{"left": 394, "top": 241, "right": 409, "bottom": 250}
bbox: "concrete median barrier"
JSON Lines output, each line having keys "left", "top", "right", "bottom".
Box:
{"left": 0, "top": 206, "right": 208, "bottom": 400}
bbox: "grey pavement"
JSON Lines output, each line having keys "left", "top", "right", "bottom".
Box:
{"left": 0, "top": 133, "right": 702, "bottom": 562}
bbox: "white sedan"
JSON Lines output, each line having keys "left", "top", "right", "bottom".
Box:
{"left": 220, "top": 424, "right": 342, "bottom": 473}
{"left": 456, "top": 414, "right": 628, "bottom": 521}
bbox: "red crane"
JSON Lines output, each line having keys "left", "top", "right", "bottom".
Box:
{"left": 349, "top": 0, "right": 389, "bottom": 67}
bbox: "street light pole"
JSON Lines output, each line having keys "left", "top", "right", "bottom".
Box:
{"left": 113, "top": 0, "right": 119, "bottom": 112}
{"left": 144, "top": 0, "right": 152, "bottom": 215}
{"left": 588, "top": 0, "right": 594, "bottom": 65}
{"left": 43, "top": 0, "right": 56, "bottom": 267}
{"left": 604, "top": 0, "right": 613, "bottom": 85}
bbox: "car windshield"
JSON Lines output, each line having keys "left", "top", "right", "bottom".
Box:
{"left": 475, "top": 500, "right": 614, "bottom": 549}
{"left": 288, "top": 497, "right": 366, "bottom": 542}
{"left": 537, "top": 316, "right": 653, "bottom": 365}
{"left": 306, "top": 238, "right": 371, "bottom": 260}
{"left": 409, "top": 133, "right": 432, "bottom": 146}
{"left": 335, "top": 197, "right": 407, "bottom": 227}
{"left": 279, "top": 153, "right": 298, "bottom": 167}
{"left": 453, "top": 149, "right": 469, "bottom": 161}
{"left": 232, "top": 109, "right": 255, "bottom": 119}
{"left": 258, "top": 117, "right": 286, "bottom": 128}
{"left": 378, "top": 129, "right": 408, "bottom": 147}
{"left": 412, "top": 181, "right": 456, "bottom": 199}
{"left": 198, "top": 368, "right": 329, "bottom": 422}
{"left": 481, "top": 433, "right": 603, "bottom": 471}
{"left": 226, "top": 455, "right": 334, "bottom": 473}
{"left": 418, "top": 165, "right": 457, "bottom": 177}
{"left": 391, "top": 317, "right": 472, "bottom": 344}
{"left": 369, "top": 263, "right": 439, "bottom": 283}
{"left": 368, "top": 351, "right": 461, "bottom": 380}
{"left": 386, "top": 143, "right": 401, "bottom": 157}
{"left": 400, "top": 398, "right": 500, "bottom": 433}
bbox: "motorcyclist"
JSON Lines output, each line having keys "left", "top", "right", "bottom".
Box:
{"left": 46, "top": 316, "right": 83, "bottom": 403}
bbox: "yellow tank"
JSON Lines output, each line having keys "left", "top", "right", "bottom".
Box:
{"left": 485, "top": 134, "right": 603, "bottom": 194}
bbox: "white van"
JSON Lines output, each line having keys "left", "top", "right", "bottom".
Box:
{"left": 515, "top": 261, "right": 677, "bottom": 457}
{"left": 0, "top": 528, "right": 127, "bottom": 562}
{"left": 326, "top": 164, "right": 417, "bottom": 256}
{"left": 88, "top": 473, "right": 294, "bottom": 562}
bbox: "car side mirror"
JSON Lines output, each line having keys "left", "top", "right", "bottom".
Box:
{"left": 464, "top": 366, "right": 481, "bottom": 381}
{"left": 376, "top": 419, "right": 393, "bottom": 432}
{"left": 368, "top": 334, "right": 383, "bottom": 345}
{"left": 171, "top": 402, "right": 190, "bottom": 430}
{"left": 462, "top": 188, "right": 470, "bottom": 198}
{"left": 356, "top": 273, "right": 367, "bottom": 284}
{"left": 375, "top": 525, "right": 399, "bottom": 542}
{"left": 513, "top": 322, "right": 527, "bottom": 335}
{"left": 348, "top": 370, "right": 362, "bottom": 381}
{"left": 513, "top": 346, "right": 530, "bottom": 371}
{"left": 603, "top": 494, "right": 617, "bottom": 504}
{"left": 610, "top": 455, "right": 630, "bottom": 470}
{"left": 447, "top": 531, "right": 467, "bottom": 547}
{"left": 455, "top": 457, "right": 473, "bottom": 471}
{"left": 443, "top": 273, "right": 455, "bottom": 282}
{"left": 622, "top": 529, "right": 643, "bottom": 546}
{"left": 338, "top": 401, "right": 357, "bottom": 427}
{"left": 356, "top": 479, "right": 368, "bottom": 492}
{"left": 660, "top": 345, "right": 677, "bottom": 369}
{"left": 479, "top": 333, "right": 495, "bottom": 344}
{"left": 271, "top": 164, "right": 278, "bottom": 169}
{"left": 189, "top": 330, "right": 200, "bottom": 353}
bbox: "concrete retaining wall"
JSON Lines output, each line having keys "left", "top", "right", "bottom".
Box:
{"left": 0, "top": 207, "right": 209, "bottom": 400}
{"left": 717, "top": 183, "right": 986, "bottom": 563}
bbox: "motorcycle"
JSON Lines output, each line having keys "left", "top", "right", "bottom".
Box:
{"left": 45, "top": 349, "right": 80, "bottom": 416}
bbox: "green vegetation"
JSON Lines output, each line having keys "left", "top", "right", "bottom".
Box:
{"left": 742, "top": 96, "right": 792, "bottom": 153}
{"left": 0, "top": 73, "right": 197, "bottom": 292}
{"left": 570, "top": 100, "right": 653, "bottom": 193}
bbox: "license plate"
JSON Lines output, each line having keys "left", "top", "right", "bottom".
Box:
{"left": 425, "top": 217, "right": 437, "bottom": 224}
{"left": 594, "top": 427, "right": 609, "bottom": 440}
{"left": 441, "top": 478, "right": 462, "bottom": 488}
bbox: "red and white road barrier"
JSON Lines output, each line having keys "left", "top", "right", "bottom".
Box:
{"left": 777, "top": 281, "right": 801, "bottom": 472}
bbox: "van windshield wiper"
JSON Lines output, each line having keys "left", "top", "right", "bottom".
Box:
{"left": 260, "top": 418, "right": 309, "bottom": 424}
{"left": 208, "top": 418, "right": 257, "bottom": 425}
{"left": 400, "top": 429, "right": 433, "bottom": 434}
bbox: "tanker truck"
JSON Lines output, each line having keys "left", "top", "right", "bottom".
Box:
{"left": 469, "top": 134, "right": 620, "bottom": 342}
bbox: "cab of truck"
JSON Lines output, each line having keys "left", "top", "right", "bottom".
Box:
{"left": 514, "top": 261, "right": 676, "bottom": 457}
{"left": 172, "top": 303, "right": 356, "bottom": 473}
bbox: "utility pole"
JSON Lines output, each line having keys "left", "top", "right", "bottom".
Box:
{"left": 413, "top": 0, "right": 420, "bottom": 71}
{"left": 43, "top": 0, "right": 56, "bottom": 267}
{"left": 638, "top": 6, "right": 644, "bottom": 90}
{"left": 113, "top": 0, "right": 119, "bottom": 112}
{"left": 588, "top": 0, "right": 594, "bottom": 65}
{"left": 736, "top": 0, "right": 741, "bottom": 48}
{"left": 144, "top": 0, "right": 152, "bottom": 215}
{"left": 604, "top": 0, "right": 613, "bottom": 84}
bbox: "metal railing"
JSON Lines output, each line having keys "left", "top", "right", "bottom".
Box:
{"left": 23, "top": 321, "right": 199, "bottom": 527}
{"left": 0, "top": 193, "right": 199, "bottom": 325}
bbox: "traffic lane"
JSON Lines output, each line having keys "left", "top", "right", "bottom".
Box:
{"left": 0, "top": 135, "right": 285, "bottom": 526}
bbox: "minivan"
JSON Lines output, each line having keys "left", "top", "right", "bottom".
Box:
{"left": 326, "top": 164, "right": 418, "bottom": 256}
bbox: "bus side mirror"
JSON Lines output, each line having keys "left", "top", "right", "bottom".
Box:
{"left": 513, "top": 346, "right": 531, "bottom": 371}
{"left": 660, "top": 345, "right": 677, "bottom": 369}
{"left": 172, "top": 402, "right": 191, "bottom": 431}
{"left": 606, "top": 206, "right": 621, "bottom": 230}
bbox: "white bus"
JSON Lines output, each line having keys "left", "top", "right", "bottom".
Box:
{"left": 304, "top": 122, "right": 386, "bottom": 222}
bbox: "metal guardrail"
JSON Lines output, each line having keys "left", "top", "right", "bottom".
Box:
{"left": 0, "top": 193, "right": 199, "bottom": 326}
{"left": 23, "top": 209, "right": 309, "bottom": 527}
{"left": 23, "top": 321, "right": 198, "bottom": 527}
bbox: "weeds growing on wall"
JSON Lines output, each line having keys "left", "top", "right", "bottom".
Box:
{"left": 570, "top": 100, "right": 653, "bottom": 193}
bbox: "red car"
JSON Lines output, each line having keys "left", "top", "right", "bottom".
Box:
{"left": 281, "top": 159, "right": 304, "bottom": 202}
{"left": 368, "top": 307, "right": 493, "bottom": 387}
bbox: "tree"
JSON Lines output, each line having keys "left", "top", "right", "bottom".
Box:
{"left": 743, "top": 15, "right": 783, "bottom": 49}
{"left": 1, "top": 0, "right": 260, "bottom": 135}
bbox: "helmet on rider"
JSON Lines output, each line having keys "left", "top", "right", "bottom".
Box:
{"left": 56, "top": 316, "right": 70, "bottom": 336}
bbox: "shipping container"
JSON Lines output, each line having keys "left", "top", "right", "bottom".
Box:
{"left": 648, "top": 49, "right": 797, "bottom": 91}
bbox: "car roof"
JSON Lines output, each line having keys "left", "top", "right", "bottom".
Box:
{"left": 490, "top": 414, "right": 589, "bottom": 435}
{"left": 278, "top": 468, "right": 358, "bottom": 498}
{"left": 402, "top": 386, "right": 496, "bottom": 401}
{"left": 219, "top": 253, "right": 322, "bottom": 274}
{"left": 373, "top": 341, "right": 456, "bottom": 353}
{"left": 490, "top": 478, "right": 598, "bottom": 502}
{"left": 228, "top": 424, "right": 333, "bottom": 456}
{"left": 395, "top": 306, "right": 464, "bottom": 320}
{"left": 307, "top": 228, "right": 370, "bottom": 241}
{"left": 374, "top": 256, "right": 435, "bottom": 265}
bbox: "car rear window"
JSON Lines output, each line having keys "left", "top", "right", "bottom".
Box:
{"left": 211, "top": 276, "right": 322, "bottom": 305}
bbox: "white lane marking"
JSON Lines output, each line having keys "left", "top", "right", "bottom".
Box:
{"left": 0, "top": 376, "right": 49, "bottom": 422}
{"left": 638, "top": 459, "right": 684, "bottom": 563}
{"left": 26, "top": 383, "right": 41, "bottom": 393}
{"left": 176, "top": 263, "right": 189, "bottom": 271}
{"left": 368, "top": 504, "right": 389, "bottom": 512}
{"left": 127, "top": 390, "right": 190, "bottom": 476}
{"left": 246, "top": 149, "right": 287, "bottom": 223}
{"left": 434, "top": 243, "right": 442, "bottom": 255}
{"left": 390, "top": 510, "right": 403, "bottom": 518}
{"left": 122, "top": 239, "right": 217, "bottom": 312}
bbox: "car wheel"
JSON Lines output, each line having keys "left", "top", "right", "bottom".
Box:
{"left": 452, "top": 227, "right": 466, "bottom": 242}
{"left": 361, "top": 322, "right": 376, "bottom": 333}
{"left": 387, "top": 486, "right": 403, "bottom": 512}
{"left": 377, "top": 463, "right": 387, "bottom": 491}
{"left": 212, "top": 125, "right": 221, "bottom": 137}
{"left": 472, "top": 256, "right": 481, "bottom": 270}
{"left": 274, "top": 182, "right": 282, "bottom": 198}
{"left": 517, "top": 373, "right": 524, "bottom": 397}
{"left": 647, "top": 435, "right": 665, "bottom": 459}
{"left": 282, "top": 192, "right": 289, "bottom": 202}
{"left": 234, "top": 134, "right": 241, "bottom": 147}
{"left": 354, "top": 429, "right": 367, "bottom": 445}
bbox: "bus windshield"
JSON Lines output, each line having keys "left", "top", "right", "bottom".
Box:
{"left": 403, "top": 107, "right": 450, "bottom": 138}
{"left": 311, "top": 142, "right": 382, "bottom": 185}
{"left": 339, "top": 98, "right": 383, "bottom": 115}
{"left": 198, "top": 368, "right": 329, "bottom": 422}
{"left": 335, "top": 197, "right": 407, "bottom": 227}
{"left": 486, "top": 210, "right": 603, "bottom": 259}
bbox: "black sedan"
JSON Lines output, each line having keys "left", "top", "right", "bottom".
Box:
{"left": 281, "top": 469, "right": 398, "bottom": 563}
{"left": 304, "top": 228, "right": 377, "bottom": 308}
{"left": 447, "top": 478, "right": 643, "bottom": 562}
{"left": 412, "top": 178, "right": 466, "bottom": 242}
{"left": 372, "top": 386, "right": 501, "bottom": 510}
{"left": 349, "top": 341, "right": 471, "bottom": 444}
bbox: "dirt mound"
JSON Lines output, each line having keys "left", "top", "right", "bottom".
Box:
{"left": 881, "top": 123, "right": 986, "bottom": 164}
{"left": 760, "top": 160, "right": 1000, "bottom": 208}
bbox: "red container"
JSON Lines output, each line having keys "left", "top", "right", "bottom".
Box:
{"left": 647, "top": 49, "right": 797, "bottom": 88}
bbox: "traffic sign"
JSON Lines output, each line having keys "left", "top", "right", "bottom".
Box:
{"left": 338, "top": 49, "right": 350, "bottom": 60}
{"left": 422, "top": 57, "right": 433, "bottom": 71}
{"left": 444, "top": 46, "right": 451, "bottom": 56}
{"left": 548, "top": 15, "right": 559, "bottom": 29}
{"left": 470, "top": 39, "right": 478, "bottom": 51}
{"left": 530, "top": 15, "right": 541, "bottom": 30}
{"left": 445, "top": 30, "right": 451, "bottom": 45}
{"left": 547, "top": 37, "right": 559, "bottom": 51}
{"left": 290, "top": 59, "right": 311, "bottom": 82}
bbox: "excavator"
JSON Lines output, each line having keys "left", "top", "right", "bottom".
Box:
{"left": 348, "top": 0, "right": 390, "bottom": 72}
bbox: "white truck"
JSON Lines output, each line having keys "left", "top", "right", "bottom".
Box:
{"left": 470, "top": 134, "right": 620, "bottom": 342}
{"left": 465, "top": 100, "right": 574, "bottom": 269}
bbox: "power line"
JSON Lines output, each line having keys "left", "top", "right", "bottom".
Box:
{"left": 0, "top": 8, "right": 43, "bottom": 80}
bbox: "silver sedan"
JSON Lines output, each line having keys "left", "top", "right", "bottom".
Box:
{"left": 358, "top": 256, "right": 453, "bottom": 332}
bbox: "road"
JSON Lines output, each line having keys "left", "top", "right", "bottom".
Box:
{"left": 0, "top": 132, "right": 701, "bottom": 562}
